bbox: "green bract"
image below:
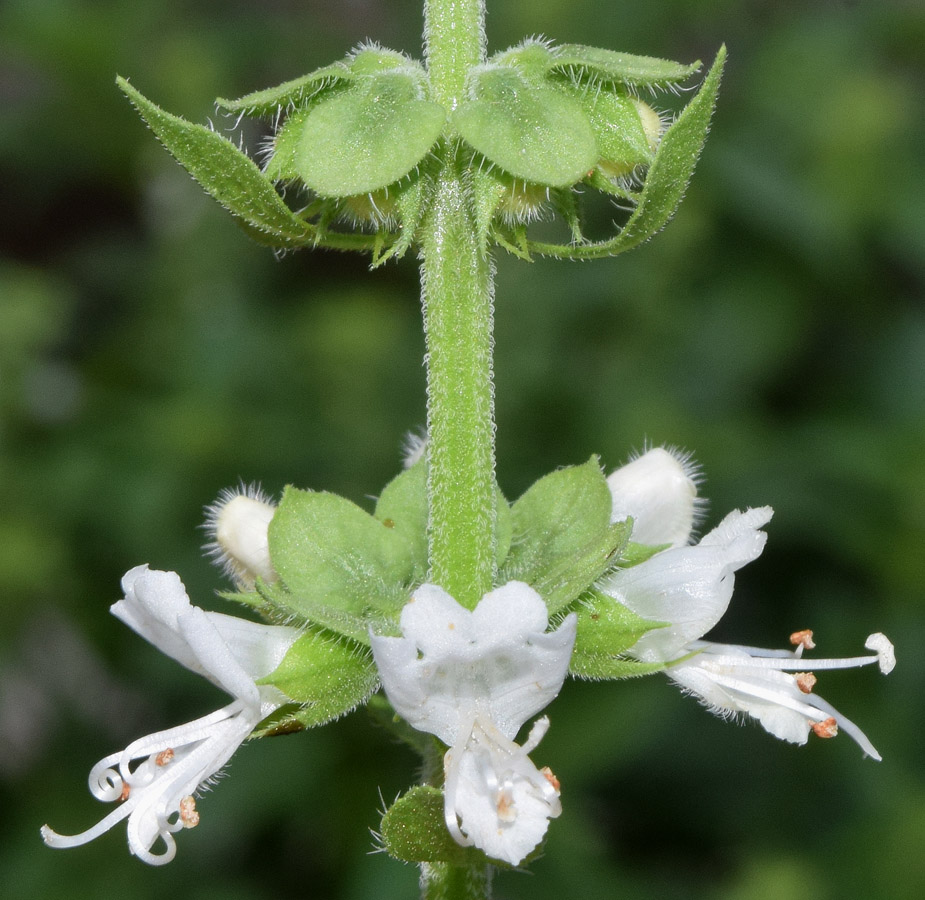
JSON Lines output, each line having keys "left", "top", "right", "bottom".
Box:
{"left": 258, "top": 628, "right": 378, "bottom": 730}
{"left": 499, "top": 458, "right": 631, "bottom": 615}
{"left": 570, "top": 588, "right": 668, "bottom": 680}
{"left": 118, "top": 39, "right": 722, "bottom": 263}
{"left": 294, "top": 72, "right": 445, "bottom": 196}
{"left": 262, "top": 487, "right": 414, "bottom": 643}
{"left": 453, "top": 65, "right": 598, "bottom": 187}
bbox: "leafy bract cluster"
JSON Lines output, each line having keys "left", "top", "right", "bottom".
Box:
{"left": 117, "top": 40, "right": 725, "bottom": 265}
{"left": 238, "top": 457, "right": 663, "bottom": 864}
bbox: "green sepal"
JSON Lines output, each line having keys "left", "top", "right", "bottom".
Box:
{"left": 468, "top": 165, "right": 509, "bottom": 244}
{"left": 217, "top": 589, "right": 263, "bottom": 609}
{"left": 491, "top": 224, "right": 533, "bottom": 261}
{"left": 257, "top": 628, "right": 378, "bottom": 727}
{"left": 499, "top": 457, "right": 630, "bottom": 614}
{"left": 295, "top": 72, "right": 445, "bottom": 197}
{"left": 549, "top": 44, "right": 701, "bottom": 87}
{"left": 380, "top": 786, "right": 482, "bottom": 865}
{"left": 265, "top": 487, "right": 415, "bottom": 643}
{"left": 528, "top": 46, "right": 726, "bottom": 259}
{"left": 551, "top": 187, "right": 584, "bottom": 242}
{"left": 453, "top": 66, "right": 598, "bottom": 187}
{"left": 117, "top": 77, "right": 319, "bottom": 248}
{"left": 370, "top": 171, "right": 433, "bottom": 266}
{"left": 570, "top": 588, "right": 667, "bottom": 680}
{"left": 618, "top": 540, "right": 669, "bottom": 567}
{"left": 582, "top": 89, "right": 654, "bottom": 173}
{"left": 583, "top": 168, "right": 637, "bottom": 201}
{"left": 217, "top": 62, "right": 353, "bottom": 117}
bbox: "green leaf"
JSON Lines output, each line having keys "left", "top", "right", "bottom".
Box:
{"left": 453, "top": 66, "right": 598, "bottom": 187}
{"left": 296, "top": 72, "right": 446, "bottom": 197}
{"left": 217, "top": 62, "right": 353, "bottom": 117}
{"left": 374, "top": 458, "right": 513, "bottom": 575}
{"left": 375, "top": 459, "right": 429, "bottom": 583}
{"left": 499, "top": 458, "right": 630, "bottom": 614}
{"left": 380, "top": 786, "right": 480, "bottom": 865}
{"left": 258, "top": 628, "right": 378, "bottom": 726}
{"left": 117, "top": 77, "right": 318, "bottom": 247}
{"left": 266, "top": 488, "right": 415, "bottom": 642}
{"left": 550, "top": 44, "right": 701, "bottom": 87}
{"left": 570, "top": 588, "right": 667, "bottom": 680}
{"left": 529, "top": 46, "right": 726, "bottom": 260}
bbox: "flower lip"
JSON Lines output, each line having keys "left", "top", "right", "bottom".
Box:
{"left": 667, "top": 634, "right": 896, "bottom": 761}
{"left": 600, "top": 506, "right": 773, "bottom": 663}
{"left": 43, "top": 566, "right": 299, "bottom": 864}
{"left": 370, "top": 581, "right": 576, "bottom": 865}
{"left": 41, "top": 698, "right": 263, "bottom": 864}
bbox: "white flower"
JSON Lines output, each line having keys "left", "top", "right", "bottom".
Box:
{"left": 667, "top": 633, "right": 896, "bottom": 760}
{"left": 598, "top": 484, "right": 895, "bottom": 758}
{"left": 204, "top": 485, "right": 277, "bottom": 588}
{"left": 607, "top": 446, "right": 702, "bottom": 547}
{"left": 371, "top": 582, "right": 576, "bottom": 866}
{"left": 599, "top": 506, "right": 773, "bottom": 662}
{"left": 42, "top": 565, "right": 299, "bottom": 864}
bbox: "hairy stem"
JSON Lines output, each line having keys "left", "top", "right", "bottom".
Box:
{"left": 420, "top": 151, "right": 496, "bottom": 608}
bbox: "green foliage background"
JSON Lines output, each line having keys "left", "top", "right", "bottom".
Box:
{"left": 1, "top": 1, "right": 922, "bottom": 898}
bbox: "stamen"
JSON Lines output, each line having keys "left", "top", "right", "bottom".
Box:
{"left": 179, "top": 796, "right": 200, "bottom": 829}
{"left": 156, "top": 748, "right": 175, "bottom": 767}
{"left": 794, "top": 673, "right": 817, "bottom": 694}
{"left": 865, "top": 633, "right": 896, "bottom": 674}
{"left": 790, "top": 630, "right": 816, "bottom": 650}
{"left": 540, "top": 766, "right": 560, "bottom": 792}
{"left": 811, "top": 718, "right": 838, "bottom": 739}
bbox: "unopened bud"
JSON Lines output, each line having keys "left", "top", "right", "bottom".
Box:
{"left": 607, "top": 446, "right": 701, "bottom": 547}
{"left": 204, "top": 486, "right": 277, "bottom": 588}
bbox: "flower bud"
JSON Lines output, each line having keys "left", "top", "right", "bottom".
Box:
{"left": 204, "top": 486, "right": 277, "bottom": 588}
{"left": 606, "top": 446, "right": 700, "bottom": 547}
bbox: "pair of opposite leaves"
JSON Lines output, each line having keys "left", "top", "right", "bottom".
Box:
{"left": 222, "top": 40, "right": 702, "bottom": 198}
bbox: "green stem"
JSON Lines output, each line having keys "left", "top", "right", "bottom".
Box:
{"left": 418, "top": 5, "right": 494, "bottom": 897}
{"left": 420, "top": 862, "right": 494, "bottom": 900}
{"left": 424, "top": 0, "right": 486, "bottom": 109}
{"left": 420, "top": 152, "right": 496, "bottom": 608}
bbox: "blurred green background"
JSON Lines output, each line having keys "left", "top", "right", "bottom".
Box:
{"left": 1, "top": 0, "right": 922, "bottom": 898}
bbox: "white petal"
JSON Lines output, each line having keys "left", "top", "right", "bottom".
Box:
{"left": 372, "top": 583, "right": 575, "bottom": 745}
{"left": 444, "top": 715, "right": 561, "bottom": 866}
{"left": 607, "top": 447, "right": 700, "bottom": 547}
{"left": 204, "top": 489, "right": 277, "bottom": 588}
{"left": 600, "top": 507, "right": 772, "bottom": 662}
{"left": 666, "top": 640, "right": 884, "bottom": 760}
{"left": 42, "top": 695, "right": 275, "bottom": 865}
{"left": 112, "top": 566, "right": 298, "bottom": 702}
